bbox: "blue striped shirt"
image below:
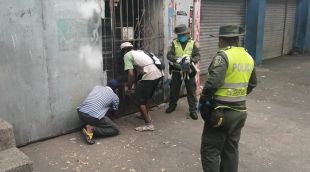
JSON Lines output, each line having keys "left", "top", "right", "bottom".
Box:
{"left": 77, "top": 86, "right": 119, "bottom": 120}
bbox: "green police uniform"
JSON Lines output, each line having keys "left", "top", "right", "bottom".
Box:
{"left": 199, "top": 46, "right": 257, "bottom": 172}
{"left": 167, "top": 38, "right": 200, "bottom": 114}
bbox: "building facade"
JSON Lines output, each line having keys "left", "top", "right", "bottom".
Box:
{"left": 0, "top": 0, "right": 309, "bottom": 145}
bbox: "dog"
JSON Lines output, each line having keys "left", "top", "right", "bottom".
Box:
{"left": 180, "top": 56, "right": 192, "bottom": 80}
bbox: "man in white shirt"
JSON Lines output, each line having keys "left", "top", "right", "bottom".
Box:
{"left": 121, "top": 42, "right": 163, "bottom": 132}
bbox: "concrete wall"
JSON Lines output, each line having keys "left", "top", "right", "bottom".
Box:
{"left": 0, "top": 0, "right": 105, "bottom": 146}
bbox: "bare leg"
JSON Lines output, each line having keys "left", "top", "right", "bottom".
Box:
{"left": 135, "top": 104, "right": 155, "bottom": 131}
{"left": 139, "top": 104, "right": 152, "bottom": 124}
{"left": 85, "top": 124, "right": 94, "bottom": 133}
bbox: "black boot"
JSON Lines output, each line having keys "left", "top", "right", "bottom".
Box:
{"left": 166, "top": 106, "right": 176, "bottom": 113}
{"left": 190, "top": 112, "right": 198, "bottom": 120}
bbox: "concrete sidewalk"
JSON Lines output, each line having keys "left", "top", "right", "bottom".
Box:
{"left": 21, "top": 54, "right": 310, "bottom": 172}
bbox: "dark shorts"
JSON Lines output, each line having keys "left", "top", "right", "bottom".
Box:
{"left": 134, "top": 78, "right": 161, "bottom": 105}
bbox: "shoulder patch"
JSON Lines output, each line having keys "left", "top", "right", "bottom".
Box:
{"left": 212, "top": 56, "right": 222, "bottom": 67}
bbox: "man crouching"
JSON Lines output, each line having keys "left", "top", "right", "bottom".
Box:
{"left": 77, "top": 79, "right": 120, "bottom": 145}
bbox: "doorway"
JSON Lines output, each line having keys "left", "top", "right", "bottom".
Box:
{"left": 101, "top": 0, "right": 164, "bottom": 115}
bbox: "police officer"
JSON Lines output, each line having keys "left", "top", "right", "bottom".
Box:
{"left": 166, "top": 24, "right": 200, "bottom": 120}
{"left": 199, "top": 25, "right": 257, "bottom": 172}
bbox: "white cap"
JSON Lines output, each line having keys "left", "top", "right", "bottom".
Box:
{"left": 120, "top": 42, "right": 133, "bottom": 49}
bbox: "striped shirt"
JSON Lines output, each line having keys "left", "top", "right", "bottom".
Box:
{"left": 77, "top": 86, "right": 119, "bottom": 120}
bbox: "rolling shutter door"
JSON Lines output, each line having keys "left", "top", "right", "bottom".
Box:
{"left": 263, "top": 0, "right": 297, "bottom": 59}
{"left": 199, "top": 0, "right": 246, "bottom": 75}
{"left": 263, "top": 0, "right": 286, "bottom": 59}
{"left": 283, "top": 0, "right": 297, "bottom": 55}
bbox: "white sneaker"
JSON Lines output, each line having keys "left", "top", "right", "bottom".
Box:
{"left": 135, "top": 124, "right": 155, "bottom": 132}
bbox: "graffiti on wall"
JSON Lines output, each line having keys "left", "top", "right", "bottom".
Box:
{"left": 78, "top": 0, "right": 103, "bottom": 70}
{"left": 168, "top": 0, "right": 194, "bottom": 41}
{"left": 168, "top": 0, "right": 176, "bottom": 42}
{"left": 193, "top": 0, "right": 201, "bottom": 42}
{"left": 55, "top": 0, "right": 104, "bottom": 70}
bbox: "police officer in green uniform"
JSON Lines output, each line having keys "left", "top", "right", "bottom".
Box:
{"left": 166, "top": 24, "right": 200, "bottom": 120}
{"left": 199, "top": 25, "right": 257, "bottom": 172}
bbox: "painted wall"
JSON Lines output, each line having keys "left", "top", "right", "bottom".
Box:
{"left": 0, "top": 0, "right": 105, "bottom": 145}
{"left": 294, "top": 0, "right": 310, "bottom": 53}
{"left": 163, "top": 0, "right": 194, "bottom": 96}
{"left": 245, "top": 0, "right": 266, "bottom": 64}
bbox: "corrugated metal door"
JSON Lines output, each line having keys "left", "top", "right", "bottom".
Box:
{"left": 263, "top": 0, "right": 286, "bottom": 59}
{"left": 199, "top": 0, "right": 246, "bottom": 75}
{"left": 283, "top": 0, "right": 297, "bottom": 54}
{"left": 263, "top": 0, "right": 297, "bottom": 59}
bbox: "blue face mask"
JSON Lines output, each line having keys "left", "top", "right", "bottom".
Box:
{"left": 178, "top": 35, "right": 188, "bottom": 43}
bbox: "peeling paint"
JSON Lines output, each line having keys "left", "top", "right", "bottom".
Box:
{"left": 10, "top": 33, "right": 16, "bottom": 48}
{"left": 193, "top": 0, "right": 201, "bottom": 42}
{"left": 78, "top": 0, "right": 101, "bottom": 19}
{"left": 79, "top": 44, "right": 102, "bottom": 70}
{"left": 168, "top": 0, "right": 176, "bottom": 42}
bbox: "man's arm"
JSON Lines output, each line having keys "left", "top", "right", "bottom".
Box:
{"left": 123, "top": 52, "right": 135, "bottom": 90}
{"left": 199, "top": 54, "right": 228, "bottom": 103}
{"left": 167, "top": 42, "right": 177, "bottom": 62}
{"left": 111, "top": 94, "right": 120, "bottom": 111}
{"left": 247, "top": 67, "right": 257, "bottom": 94}
{"left": 191, "top": 41, "right": 200, "bottom": 64}
{"left": 109, "top": 94, "right": 119, "bottom": 115}
{"left": 127, "top": 69, "right": 135, "bottom": 90}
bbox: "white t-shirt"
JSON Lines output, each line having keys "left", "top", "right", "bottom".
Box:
{"left": 124, "top": 50, "right": 163, "bottom": 80}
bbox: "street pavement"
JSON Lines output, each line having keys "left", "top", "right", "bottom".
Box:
{"left": 21, "top": 54, "right": 310, "bottom": 172}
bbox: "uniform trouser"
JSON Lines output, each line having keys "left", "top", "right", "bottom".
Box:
{"left": 78, "top": 111, "right": 120, "bottom": 137}
{"left": 169, "top": 71, "right": 197, "bottom": 112}
{"left": 200, "top": 109, "right": 247, "bottom": 172}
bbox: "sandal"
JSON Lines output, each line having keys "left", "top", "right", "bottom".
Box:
{"left": 82, "top": 128, "right": 95, "bottom": 145}
{"left": 135, "top": 124, "right": 155, "bottom": 132}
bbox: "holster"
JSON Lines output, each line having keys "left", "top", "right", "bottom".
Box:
{"left": 169, "top": 64, "right": 181, "bottom": 74}
{"left": 207, "top": 108, "right": 225, "bottom": 128}
{"left": 201, "top": 102, "right": 225, "bottom": 128}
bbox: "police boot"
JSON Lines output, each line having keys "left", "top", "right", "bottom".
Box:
{"left": 165, "top": 106, "right": 176, "bottom": 113}
{"left": 190, "top": 112, "right": 198, "bottom": 120}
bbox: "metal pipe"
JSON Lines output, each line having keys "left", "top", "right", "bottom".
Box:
{"left": 111, "top": 0, "right": 116, "bottom": 77}
{"left": 120, "top": 0, "right": 123, "bottom": 41}
{"left": 126, "top": 0, "right": 129, "bottom": 40}
{"left": 132, "top": 0, "right": 135, "bottom": 45}
{"left": 137, "top": 0, "right": 140, "bottom": 46}
{"left": 143, "top": 0, "right": 145, "bottom": 49}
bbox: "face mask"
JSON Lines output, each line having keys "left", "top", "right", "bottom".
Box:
{"left": 178, "top": 35, "right": 188, "bottom": 43}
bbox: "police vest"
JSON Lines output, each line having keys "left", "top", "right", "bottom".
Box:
{"left": 172, "top": 39, "right": 195, "bottom": 68}
{"left": 214, "top": 47, "right": 254, "bottom": 102}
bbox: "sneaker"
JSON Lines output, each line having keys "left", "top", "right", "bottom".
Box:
{"left": 135, "top": 124, "right": 155, "bottom": 132}
{"left": 190, "top": 112, "right": 198, "bottom": 120}
{"left": 165, "top": 106, "right": 176, "bottom": 113}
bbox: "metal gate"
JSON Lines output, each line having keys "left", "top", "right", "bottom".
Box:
{"left": 263, "top": 0, "right": 297, "bottom": 59}
{"left": 101, "top": 0, "right": 164, "bottom": 115}
{"left": 199, "top": 0, "right": 246, "bottom": 75}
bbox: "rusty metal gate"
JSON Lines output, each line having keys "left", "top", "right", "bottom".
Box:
{"left": 101, "top": 0, "right": 164, "bottom": 115}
